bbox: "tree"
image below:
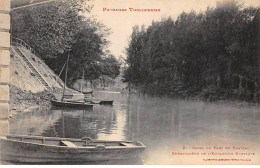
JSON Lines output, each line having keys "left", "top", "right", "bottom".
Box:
{"left": 11, "top": 0, "right": 120, "bottom": 87}
{"left": 123, "top": 2, "right": 259, "bottom": 100}
{"left": 11, "top": 0, "right": 88, "bottom": 58}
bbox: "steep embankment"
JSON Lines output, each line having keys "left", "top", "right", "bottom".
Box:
{"left": 9, "top": 45, "right": 83, "bottom": 117}
{"left": 9, "top": 52, "right": 53, "bottom": 115}
{"left": 10, "top": 51, "right": 47, "bottom": 93}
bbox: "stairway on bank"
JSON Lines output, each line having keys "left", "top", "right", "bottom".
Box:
{"left": 11, "top": 46, "right": 53, "bottom": 91}
{"left": 10, "top": 37, "right": 84, "bottom": 101}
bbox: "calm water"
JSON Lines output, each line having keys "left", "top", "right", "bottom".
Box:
{"left": 8, "top": 91, "right": 260, "bottom": 164}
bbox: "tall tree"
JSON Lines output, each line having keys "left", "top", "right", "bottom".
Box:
{"left": 124, "top": 2, "right": 259, "bottom": 100}
{"left": 11, "top": 0, "right": 120, "bottom": 87}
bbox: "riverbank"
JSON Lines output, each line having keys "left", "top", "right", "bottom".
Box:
{"left": 9, "top": 85, "right": 83, "bottom": 118}
{"left": 126, "top": 83, "right": 259, "bottom": 104}
{"left": 9, "top": 43, "right": 84, "bottom": 118}
{"left": 9, "top": 85, "right": 54, "bottom": 117}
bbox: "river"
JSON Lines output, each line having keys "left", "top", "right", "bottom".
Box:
{"left": 7, "top": 91, "right": 260, "bottom": 165}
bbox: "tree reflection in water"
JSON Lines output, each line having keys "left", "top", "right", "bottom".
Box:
{"left": 8, "top": 91, "right": 260, "bottom": 164}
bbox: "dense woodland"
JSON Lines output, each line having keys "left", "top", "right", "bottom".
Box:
{"left": 11, "top": 0, "right": 120, "bottom": 87}
{"left": 124, "top": 2, "right": 260, "bottom": 101}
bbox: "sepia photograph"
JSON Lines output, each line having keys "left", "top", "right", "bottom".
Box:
{"left": 0, "top": 0, "right": 260, "bottom": 165}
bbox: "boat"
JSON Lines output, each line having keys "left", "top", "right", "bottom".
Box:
{"left": 50, "top": 100, "right": 93, "bottom": 109}
{"left": 0, "top": 135, "right": 145, "bottom": 163}
{"left": 84, "top": 98, "right": 114, "bottom": 105}
{"left": 79, "top": 67, "right": 113, "bottom": 105}
{"left": 82, "top": 90, "right": 93, "bottom": 94}
{"left": 51, "top": 53, "right": 94, "bottom": 109}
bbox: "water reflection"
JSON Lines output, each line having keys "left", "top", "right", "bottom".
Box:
{"left": 8, "top": 91, "right": 260, "bottom": 164}
{"left": 42, "top": 107, "right": 120, "bottom": 140}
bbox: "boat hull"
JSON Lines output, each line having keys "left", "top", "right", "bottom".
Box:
{"left": 84, "top": 99, "right": 113, "bottom": 105}
{"left": 99, "top": 100, "right": 113, "bottom": 105}
{"left": 51, "top": 100, "right": 94, "bottom": 109}
{"left": 82, "top": 91, "right": 93, "bottom": 94}
{"left": 0, "top": 136, "right": 145, "bottom": 163}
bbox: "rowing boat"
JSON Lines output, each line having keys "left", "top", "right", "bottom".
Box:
{"left": 51, "top": 100, "right": 94, "bottom": 109}
{"left": 0, "top": 135, "right": 145, "bottom": 163}
{"left": 84, "top": 98, "right": 113, "bottom": 105}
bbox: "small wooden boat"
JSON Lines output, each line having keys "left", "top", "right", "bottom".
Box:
{"left": 84, "top": 98, "right": 114, "bottom": 105}
{"left": 51, "top": 100, "right": 94, "bottom": 109}
{"left": 51, "top": 55, "right": 94, "bottom": 109}
{"left": 0, "top": 135, "right": 145, "bottom": 163}
{"left": 79, "top": 67, "right": 113, "bottom": 106}
{"left": 82, "top": 91, "right": 93, "bottom": 94}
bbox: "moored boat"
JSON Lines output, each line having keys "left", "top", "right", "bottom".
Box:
{"left": 78, "top": 64, "right": 113, "bottom": 106}
{"left": 51, "top": 100, "right": 94, "bottom": 109}
{"left": 84, "top": 98, "right": 113, "bottom": 105}
{"left": 82, "top": 91, "right": 93, "bottom": 94}
{"left": 50, "top": 54, "right": 94, "bottom": 109}
{"left": 0, "top": 135, "right": 145, "bottom": 163}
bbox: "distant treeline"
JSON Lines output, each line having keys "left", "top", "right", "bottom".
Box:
{"left": 123, "top": 2, "right": 260, "bottom": 101}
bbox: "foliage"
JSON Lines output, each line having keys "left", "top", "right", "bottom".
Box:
{"left": 11, "top": 0, "right": 120, "bottom": 86}
{"left": 124, "top": 3, "right": 260, "bottom": 100}
{"left": 11, "top": 0, "right": 85, "bottom": 57}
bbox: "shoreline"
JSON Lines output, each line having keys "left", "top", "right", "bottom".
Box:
{"left": 9, "top": 85, "right": 53, "bottom": 118}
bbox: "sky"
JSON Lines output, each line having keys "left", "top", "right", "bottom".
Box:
{"left": 85, "top": 0, "right": 260, "bottom": 59}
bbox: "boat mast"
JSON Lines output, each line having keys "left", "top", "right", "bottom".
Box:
{"left": 61, "top": 53, "right": 70, "bottom": 102}
{"left": 81, "top": 67, "right": 84, "bottom": 93}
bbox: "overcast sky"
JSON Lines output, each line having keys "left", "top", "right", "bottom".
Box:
{"left": 86, "top": 0, "right": 260, "bottom": 59}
